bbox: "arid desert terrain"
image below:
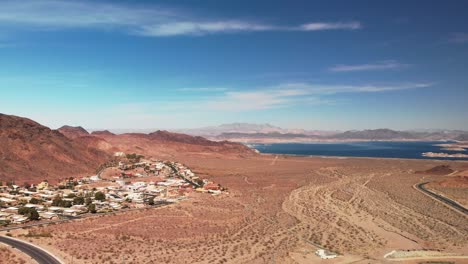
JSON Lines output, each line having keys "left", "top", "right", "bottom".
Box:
{"left": 4, "top": 153, "right": 467, "bottom": 264}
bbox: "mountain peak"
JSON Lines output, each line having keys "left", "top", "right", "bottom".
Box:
{"left": 58, "top": 125, "right": 89, "bottom": 139}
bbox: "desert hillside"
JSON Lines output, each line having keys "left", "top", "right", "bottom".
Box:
{"left": 92, "top": 129, "right": 256, "bottom": 159}
{"left": 0, "top": 114, "right": 255, "bottom": 184}
{"left": 0, "top": 114, "right": 110, "bottom": 184}
{"left": 57, "top": 125, "right": 90, "bottom": 139}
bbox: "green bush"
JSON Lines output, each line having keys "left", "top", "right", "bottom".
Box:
{"left": 73, "top": 196, "right": 85, "bottom": 205}
{"left": 18, "top": 207, "right": 40, "bottom": 220}
{"left": 29, "top": 198, "right": 42, "bottom": 204}
{"left": 88, "top": 204, "right": 97, "bottom": 214}
{"left": 94, "top": 191, "right": 106, "bottom": 201}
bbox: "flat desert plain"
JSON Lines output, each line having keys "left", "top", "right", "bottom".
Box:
{"left": 7, "top": 154, "right": 468, "bottom": 264}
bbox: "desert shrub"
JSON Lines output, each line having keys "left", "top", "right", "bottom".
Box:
{"left": 18, "top": 207, "right": 40, "bottom": 220}
{"left": 95, "top": 192, "right": 106, "bottom": 201}
{"left": 73, "top": 196, "right": 85, "bottom": 205}
{"left": 29, "top": 198, "right": 42, "bottom": 204}
{"left": 25, "top": 231, "right": 53, "bottom": 238}
{"left": 88, "top": 204, "right": 97, "bottom": 214}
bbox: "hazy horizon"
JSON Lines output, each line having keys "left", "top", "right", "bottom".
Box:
{"left": 60, "top": 122, "right": 468, "bottom": 134}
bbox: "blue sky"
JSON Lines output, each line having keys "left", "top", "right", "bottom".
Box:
{"left": 0, "top": 0, "right": 467, "bottom": 130}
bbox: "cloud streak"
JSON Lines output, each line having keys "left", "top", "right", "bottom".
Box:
{"left": 330, "top": 60, "right": 409, "bottom": 72}
{"left": 300, "top": 22, "right": 361, "bottom": 31}
{"left": 0, "top": 0, "right": 361, "bottom": 37}
{"left": 139, "top": 21, "right": 361, "bottom": 36}
{"left": 171, "top": 82, "right": 432, "bottom": 112}
{"left": 176, "top": 87, "right": 229, "bottom": 92}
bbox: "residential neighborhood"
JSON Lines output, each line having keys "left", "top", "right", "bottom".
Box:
{"left": 0, "top": 152, "right": 224, "bottom": 228}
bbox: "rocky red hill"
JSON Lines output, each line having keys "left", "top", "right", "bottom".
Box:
{"left": 57, "top": 125, "right": 89, "bottom": 139}
{"left": 0, "top": 114, "right": 255, "bottom": 184}
{"left": 0, "top": 114, "right": 109, "bottom": 184}
{"left": 92, "top": 130, "right": 256, "bottom": 159}
{"left": 415, "top": 165, "right": 454, "bottom": 175}
{"left": 90, "top": 130, "right": 116, "bottom": 137}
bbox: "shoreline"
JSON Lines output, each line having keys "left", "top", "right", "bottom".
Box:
{"left": 246, "top": 140, "right": 468, "bottom": 161}
{"left": 222, "top": 139, "right": 458, "bottom": 144}
{"left": 254, "top": 151, "right": 468, "bottom": 162}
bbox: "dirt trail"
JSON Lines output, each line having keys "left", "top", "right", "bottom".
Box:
{"left": 270, "top": 155, "right": 279, "bottom": 165}
{"left": 281, "top": 167, "right": 468, "bottom": 259}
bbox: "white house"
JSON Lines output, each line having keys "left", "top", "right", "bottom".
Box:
{"left": 316, "top": 249, "right": 337, "bottom": 259}
{"left": 89, "top": 175, "right": 101, "bottom": 182}
{"left": 39, "top": 212, "right": 58, "bottom": 220}
{"left": 11, "top": 215, "right": 29, "bottom": 224}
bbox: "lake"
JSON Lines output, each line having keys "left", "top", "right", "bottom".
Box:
{"left": 251, "top": 141, "right": 468, "bottom": 160}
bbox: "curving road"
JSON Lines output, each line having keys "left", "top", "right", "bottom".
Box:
{"left": 0, "top": 236, "right": 62, "bottom": 264}
{"left": 415, "top": 182, "right": 468, "bottom": 215}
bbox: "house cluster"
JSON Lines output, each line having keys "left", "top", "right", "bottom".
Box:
{"left": 114, "top": 157, "right": 223, "bottom": 194}
{"left": 0, "top": 182, "right": 89, "bottom": 225}
{"left": 0, "top": 154, "right": 224, "bottom": 227}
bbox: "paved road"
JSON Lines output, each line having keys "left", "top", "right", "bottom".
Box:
{"left": 0, "top": 236, "right": 62, "bottom": 264}
{"left": 416, "top": 182, "right": 468, "bottom": 215}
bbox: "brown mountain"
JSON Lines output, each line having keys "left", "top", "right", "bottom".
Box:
{"left": 455, "top": 134, "right": 468, "bottom": 141}
{"left": 0, "top": 114, "right": 110, "bottom": 184}
{"left": 91, "top": 130, "right": 116, "bottom": 137}
{"left": 93, "top": 130, "right": 255, "bottom": 159}
{"left": 331, "top": 129, "right": 417, "bottom": 140}
{"left": 415, "top": 165, "right": 454, "bottom": 175}
{"left": 1, "top": 114, "right": 255, "bottom": 184}
{"left": 58, "top": 125, "right": 89, "bottom": 139}
{"left": 150, "top": 130, "right": 227, "bottom": 145}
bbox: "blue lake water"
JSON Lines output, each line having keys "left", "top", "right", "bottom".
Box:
{"left": 251, "top": 141, "right": 468, "bottom": 160}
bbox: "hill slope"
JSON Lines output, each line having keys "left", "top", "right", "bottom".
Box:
{"left": 58, "top": 125, "right": 89, "bottom": 139}
{"left": 0, "top": 114, "right": 258, "bottom": 184}
{"left": 0, "top": 114, "right": 109, "bottom": 184}
{"left": 92, "top": 130, "right": 255, "bottom": 159}
{"left": 332, "top": 129, "right": 417, "bottom": 140}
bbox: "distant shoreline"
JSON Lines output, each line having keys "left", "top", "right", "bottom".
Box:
{"left": 248, "top": 141, "right": 468, "bottom": 161}
{"left": 256, "top": 152, "right": 468, "bottom": 162}
{"left": 224, "top": 138, "right": 458, "bottom": 144}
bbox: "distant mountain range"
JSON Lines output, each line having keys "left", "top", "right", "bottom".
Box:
{"left": 85, "top": 123, "right": 468, "bottom": 143}
{"left": 178, "top": 124, "right": 468, "bottom": 143}
{"left": 176, "top": 123, "right": 337, "bottom": 137}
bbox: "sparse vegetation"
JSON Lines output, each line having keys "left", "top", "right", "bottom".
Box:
{"left": 18, "top": 207, "right": 40, "bottom": 220}
{"left": 88, "top": 203, "right": 97, "bottom": 214}
{"left": 14, "top": 156, "right": 468, "bottom": 264}
{"left": 24, "top": 231, "right": 53, "bottom": 238}
{"left": 94, "top": 191, "right": 106, "bottom": 201}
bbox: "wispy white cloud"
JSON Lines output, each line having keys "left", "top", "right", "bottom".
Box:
{"left": 300, "top": 22, "right": 361, "bottom": 31}
{"left": 176, "top": 87, "right": 229, "bottom": 92}
{"left": 167, "top": 82, "right": 432, "bottom": 112}
{"left": 138, "top": 21, "right": 275, "bottom": 37}
{"left": 0, "top": 0, "right": 170, "bottom": 28}
{"left": 0, "top": 0, "right": 362, "bottom": 37}
{"left": 204, "top": 90, "right": 313, "bottom": 111}
{"left": 139, "top": 21, "right": 361, "bottom": 36}
{"left": 271, "top": 82, "right": 432, "bottom": 94}
{"left": 55, "top": 81, "right": 429, "bottom": 129}
{"left": 330, "top": 60, "right": 409, "bottom": 72}
{"left": 448, "top": 32, "right": 468, "bottom": 44}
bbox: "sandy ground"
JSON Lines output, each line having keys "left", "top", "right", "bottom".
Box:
{"left": 426, "top": 174, "right": 468, "bottom": 208}
{"left": 4, "top": 154, "right": 467, "bottom": 264}
{"left": 0, "top": 242, "right": 36, "bottom": 264}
